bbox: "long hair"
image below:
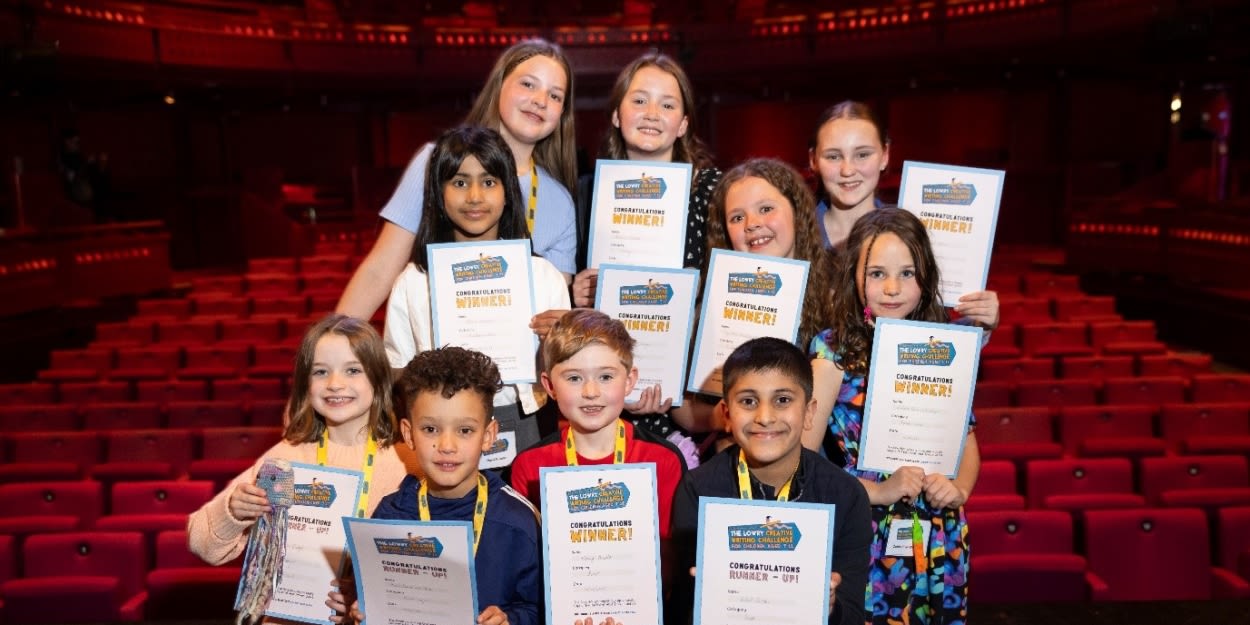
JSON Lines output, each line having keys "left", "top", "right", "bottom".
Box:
{"left": 286, "top": 314, "right": 398, "bottom": 446}
{"left": 828, "top": 208, "right": 948, "bottom": 376}
{"left": 706, "top": 158, "right": 835, "bottom": 349}
{"left": 600, "top": 51, "right": 713, "bottom": 170}
{"left": 412, "top": 126, "right": 529, "bottom": 272}
{"left": 809, "top": 100, "right": 889, "bottom": 204}
{"left": 464, "top": 38, "right": 578, "bottom": 194}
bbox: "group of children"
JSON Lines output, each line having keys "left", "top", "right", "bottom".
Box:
{"left": 188, "top": 36, "right": 1004, "bottom": 625}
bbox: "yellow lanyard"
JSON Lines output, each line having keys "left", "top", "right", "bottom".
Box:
{"left": 317, "top": 430, "right": 378, "bottom": 518}
{"left": 417, "top": 473, "right": 489, "bottom": 554}
{"left": 564, "top": 419, "right": 628, "bottom": 466}
{"left": 525, "top": 158, "right": 539, "bottom": 234}
{"left": 736, "top": 450, "right": 793, "bottom": 502}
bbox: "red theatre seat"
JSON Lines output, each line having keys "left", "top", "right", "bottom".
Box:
{"left": 0, "top": 531, "right": 148, "bottom": 622}
{"left": 1140, "top": 455, "right": 1250, "bottom": 509}
{"left": 1059, "top": 355, "right": 1134, "bottom": 381}
{"left": 0, "top": 481, "right": 104, "bottom": 536}
{"left": 1090, "top": 320, "right": 1167, "bottom": 356}
{"left": 1025, "top": 457, "right": 1145, "bottom": 511}
{"left": 90, "top": 430, "right": 195, "bottom": 483}
{"left": 1217, "top": 507, "right": 1250, "bottom": 581}
{"left": 1191, "top": 374, "right": 1250, "bottom": 403}
{"left": 144, "top": 530, "right": 240, "bottom": 620}
{"left": 964, "top": 460, "right": 1025, "bottom": 511}
{"left": 1058, "top": 405, "right": 1166, "bottom": 459}
{"left": 94, "top": 481, "right": 215, "bottom": 536}
{"left": 1160, "top": 402, "right": 1250, "bottom": 455}
{"left": 967, "top": 509, "right": 1086, "bottom": 602}
{"left": 973, "top": 407, "right": 1061, "bottom": 465}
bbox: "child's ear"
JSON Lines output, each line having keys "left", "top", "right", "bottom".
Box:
{"left": 480, "top": 417, "right": 499, "bottom": 453}
{"left": 400, "top": 418, "right": 416, "bottom": 449}
{"left": 540, "top": 371, "right": 557, "bottom": 400}
{"left": 624, "top": 366, "right": 640, "bottom": 396}
{"left": 714, "top": 400, "right": 731, "bottom": 434}
{"left": 611, "top": 108, "right": 621, "bottom": 129}
{"left": 802, "top": 397, "right": 818, "bottom": 431}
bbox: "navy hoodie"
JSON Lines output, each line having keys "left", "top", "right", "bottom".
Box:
{"left": 372, "top": 471, "right": 542, "bottom": 625}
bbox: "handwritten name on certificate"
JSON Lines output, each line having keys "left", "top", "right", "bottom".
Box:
{"left": 898, "top": 161, "right": 1005, "bottom": 304}
{"left": 428, "top": 240, "right": 538, "bottom": 384}
{"left": 540, "top": 465, "right": 662, "bottom": 625}
{"left": 694, "top": 497, "right": 834, "bottom": 625}
{"left": 262, "top": 462, "right": 362, "bottom": 624}
{"left": 859, "top": 318, "right": 982, "bottom": 477}
{"left": 595, "top": 265, "right": 700, "bottom": 407}
{"left": 343, "top": 518, "right": 478, "bottom": 625}
{"left": 587, "top": 160, "right": 692, "bottom": 269}
{"left": 688, "top": 250, "right": 810, "bottom": 396}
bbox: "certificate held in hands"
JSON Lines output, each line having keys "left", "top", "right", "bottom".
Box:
{"left": 343, "top": 518, "right": 478, "bottom": 625}
{"left": 427, "top": 240, "right": 539, "bottom": 384}
{"left": 587, "top": 159, "right": 693, "bottom": 269}
{"left": 540, "top": 465, "right": 662, "bottom": 625}
{"left": 695, "top": 497, "right": 835, "bottom": 625}
{"left": 858, "top": 318, "right": 983, "bottom": 477}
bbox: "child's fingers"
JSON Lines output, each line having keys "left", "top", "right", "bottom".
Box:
{"left": 477, "top": 606, "right": 507, "bottom": 625}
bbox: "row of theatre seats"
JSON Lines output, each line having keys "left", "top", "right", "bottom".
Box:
{"left": 2, "top": 249, "right": 1250, "bottom": 621}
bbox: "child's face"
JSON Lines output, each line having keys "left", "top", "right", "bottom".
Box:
{"left": 309, "top": 334, "right": 375, "bottom": 431}
{"left": 497, "top": 54, "right": 567, "bottom": 149}
{"left": 857, "top": 231, "right": 922, "bottom": 320}
{"left": 725, "top": 176, "right": 797, "bottom": 259}
{"left": 444, "top": 155, "right": 505, "bottom": 242}
{"left": 402, "top": 389, "right": 498, "bottom": 499}
{"left": 720, "top": 368, "right": 815, "bottom": 469}
{"left": 612, "top": 66, "right": 689, "bottom": 162}
{"left": 541, "top": 344, "right": 638, "bottom": 435}
{"left": 809, "top": 117, "right": 889, "bottom": 212}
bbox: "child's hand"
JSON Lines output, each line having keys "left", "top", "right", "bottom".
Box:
{"left": 955, "top": 290, "right": 999, "bottom": 330}
{"left": 881, "top": 466, "right": 924, "bottom": 505}
{"left": 572, "top": 269, "right": 599, "bottom": 308}
{"left": 228, "top": 483, "right": 271, "bottom": 521}
{"left": 828, "top": 571, "right": 842, "bottom": 608}
{"left": 349, "top": 601, "right": 364, "bottom": 625}
{"left": 531, "top": 309, "right": 570, "bottom": 339}
{"left": 477, "top": 605, "right": 508, "bottom": 625}
{"left": 922, "top": 473, "right": 969, "bottom": 510}
{"left": 625, "top": 384, "right": 673, "bottom": 415}
{"left": 326, "top": 576, "right": 356, "bottom": 624}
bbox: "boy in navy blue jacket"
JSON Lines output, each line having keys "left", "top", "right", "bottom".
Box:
{"left": 331, "top": 346, "right": 541, "bottom": 625}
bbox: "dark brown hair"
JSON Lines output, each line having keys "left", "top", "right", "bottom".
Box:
{"left": 398, "top": 345, "right": 503, "bottom": 421}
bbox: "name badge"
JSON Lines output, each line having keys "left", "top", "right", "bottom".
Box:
{"left": 479, "top": 431, "right": 517, "bottom": 469}
{"left": 884, "top": 518, "right": 932, "bottom": 558}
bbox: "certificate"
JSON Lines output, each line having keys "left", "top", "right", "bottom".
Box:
{"left": 694, "top": 497, "right": 835, "bottom": 625}
{"left": 859, "top": 318, "right": 982, "bottom": 477}
{"left": 262, "top": 463, "right": 363, "bottom": 624}
{"left": 687, "top": 250, "right": 810, "bottom": 396}
{"left": 540, "top": 465, "right": 662, "bottom": 625}
{"left": 428, "top": 240, "right": 538, "bottom": 384}
{"left": 587, "top": 159, "right": 693, "bottom": 269}
{"left": 595, "top": 265, "right": 700, "bottom": 407}
{"left": 897, "top": 161, "right": 1005, "bottom": 304}
{"left": 343, "top": 518, "right": 478, "bottom": 625}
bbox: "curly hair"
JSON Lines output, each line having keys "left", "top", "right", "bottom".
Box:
{"left": 705, "top": 158, "right": 835, "bottom": 349}
{"left": 541, "top": 309, "right": 636, "bottom": 373}
{"left": 286, "top": 314, "right": 398, "bottom": 446}
{"left": 828, "top": 207, "right": 949, "bottom": 376}
{"left": 398, "top": 346, "right": 503, "bottom": 421}
{"left": 600, "top": 51, "right": 713, "bottom": 170}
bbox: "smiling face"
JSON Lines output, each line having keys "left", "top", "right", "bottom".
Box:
{"left": 541, "top": 344, "right": 638, "bottom": 436}
{"left": 721, "top": 368, "right": 814, "bottom": 473}
{"left": 402, "top": 389, "right": 497, "bottom": 499}
{"left": 496, "top": 54, "right": 567, "bottom": 151}
{"left": 308, "top": 334, "right": 375, "bottom": 436}
{"left": 809, "top": 117, "right": 889, "bottom": 212}
{"left": 857, "top": 231, "right": 922, "bottom": 321}
{"left": 442, "top": 154, "right": 505, "bottom": 242}
{"left": 724, "top": 176, "right": 798, "bottom": 258}
{"left": 612, "top": 65, "right": 689, "bottom": 162}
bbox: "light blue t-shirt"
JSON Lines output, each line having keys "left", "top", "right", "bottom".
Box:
{"left": 379, "top": 143, "right": 577, "bottom": 275}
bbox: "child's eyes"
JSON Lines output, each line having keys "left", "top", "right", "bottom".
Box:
{"left": 420, "top": 426, "right": 437, "bottom": 435}
{"left": 824, "top": 153, "right": 842, "bottom": 162}
{"left": 458, "top": 427, "right": 475, "bottom": 436}
{"left": 565, "top": 374, "right": 583, "bottom": 383}
{"left": 450, "top": 179, "right": 468, "bottom": 188}
{"left": 774, "top": 396, "right": 793, "bottom": 406}
{"left": 663, "top": 102, "right": 678, "bottom": 111}
{"left": 520, "top": 79, "right": 534, "bottom": 89}
{"left": 311, "top": 368, "right": 327, "bottom": 377}
{"left": 598, "top": 374, "right": 615, "bottom": 382}
{"left": 347, "top": 366, "right": 363, "bottom": 375}
{"left": 759, "top": 205, "right": 773, "bottom": 214}
{"left": 728, "top": 214, "right": 744, "bottom": 224}
{"left": 901, "top": 269, "right": 916, "bottom": 278}
{"left": 856, "top": 151, "right": 873, "bottom": 160}
{"left": 632, "top": 97, "right": 647, "bottom": 106}
{"left": 868, "top": 270, "right": 885, "bottom": 279}
{"left": 738, "top": 397, "right": 758, "bottom": 408}
{"left": 482, "top": 178, "right": 498, "bottom": 187}
{"left": 549, "top": 92, "right": 563, "bottom": 103}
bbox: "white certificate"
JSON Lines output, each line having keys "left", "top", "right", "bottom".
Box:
{"left": 428, "top": 240, "right": 538, "bottom": 384}
{"left": 540, "top": 464, "right": 662, "bottom": 625}
{"left": 263, "top": 462, "right": 363, "bottom": 624}
{"left": 694, "top": 497, "right": 834, "bottom": 625}
{"left": 587, "top": 159, "right": 692, "bottom": 269}
{"left": 897, "top": 161, "right": 1004, "bottom": 304}
{"left": 859, "top": 318, "right": 982, "bottom": 477}
{"left": 595, "top": 265, "right": 700, "bottom": 407}
{"left": 687, "top": 250, "right": 810, "bottom": 396}
{"left": 343, "top": 518, "right": 478, "bottom": 625}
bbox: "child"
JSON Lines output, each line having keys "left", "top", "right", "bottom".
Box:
{"left": 509, "top": 309, "right": 687, "bottom": 538}
{"left": 334, "top": 346, "right": 542, "bottom": 625}
{"left": 667, "top": 337, "right": 872, "bottom": 625}
{"left": 338, "top": 38, "right": 578, "bottom": 320}
{"left": 384, "top": 125, "right": 571, "bottom": 460}
{"left": 811, "top": 208, "right": 986, "bottom": 624}
{"left": 187, "top": 314, "right": 412, "bottom": 566}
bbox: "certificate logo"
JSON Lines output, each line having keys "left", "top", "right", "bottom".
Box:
{"left": 452, "top": 254, "right": 508, "bottom": 283}
{"left": 897, "top": 338, "right": 957, "bottom": 366}
{"left": 619, "top": 281, "right": 674, "bottom": 306}
{"left": 293, "top": 479, "right": 337, "bottom": 508}
{"left": 373, "top": 534, "right": 444, "bottom": 558}
{"left": 727, "top": 517, "right": 802, "bottom": 551}
{"left": 727, "top": 270, "right": 782, "bottom": 296}
{"left": 613, "top": 174, "right": 666, "bottom": 200}
{"left": 484, "top": 437, "right": 510, "bottom": 455}
{"left": 921, "top": 179, "right": 977, "bottom": 205}
{"left": 566, "top": 480, "right": 631, "bottom": 513}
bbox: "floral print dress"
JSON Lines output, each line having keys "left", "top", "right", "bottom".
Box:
{"left": 812, "top": 329, "right": 971, "bottom": 625}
